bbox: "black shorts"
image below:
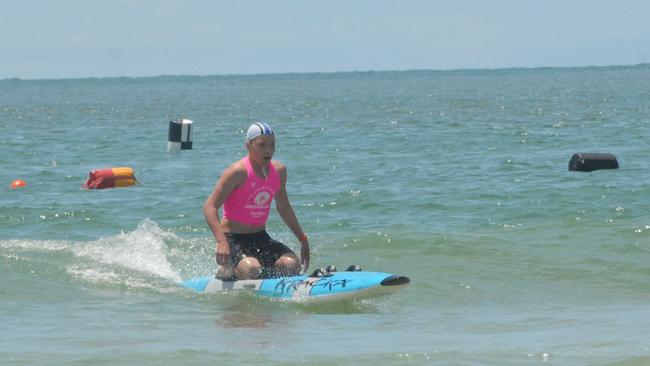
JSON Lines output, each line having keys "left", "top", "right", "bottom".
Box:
{"left": 225, "top": 231, "right": 296, "bottom": 271}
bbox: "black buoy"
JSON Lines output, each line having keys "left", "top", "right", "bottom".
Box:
{"left": 569, "top": 153, "right": 619, "bottom": 172}
{"left": 167, "top": 118, "right": 193, "bottom": 151}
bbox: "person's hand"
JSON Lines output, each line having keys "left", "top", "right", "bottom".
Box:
{"left": 299, "top": 239, "right": 310, "bottom": 274}
{"left": 215, "top": 240, "right": 230, "bottom": 265}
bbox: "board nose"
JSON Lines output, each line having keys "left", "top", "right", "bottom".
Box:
{"left": 380, "top": 275, "right": 410, "bottom": 287}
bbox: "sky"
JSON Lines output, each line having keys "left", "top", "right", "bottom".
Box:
{"left": 1, "top": 0, "right": 648, "bottom": 79}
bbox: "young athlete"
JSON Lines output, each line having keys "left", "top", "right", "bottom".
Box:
{"left": 203, "top": 122, "right": 310, "bottom": 280}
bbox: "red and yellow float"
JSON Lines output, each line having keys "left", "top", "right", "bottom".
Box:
{"left": 83, "top": 167, "right": 137, "bottom": 189}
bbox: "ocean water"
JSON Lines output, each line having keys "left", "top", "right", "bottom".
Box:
{"left": 1, "top": 65, "right": 650, "bottom": 365}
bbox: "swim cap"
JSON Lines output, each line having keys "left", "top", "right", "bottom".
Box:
{"left": 246, "top": 122, "right": 274, "bottom": 142}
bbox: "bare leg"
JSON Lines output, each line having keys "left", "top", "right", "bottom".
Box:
{"left": 235, "top": 257, "right": 262, "bottom": 279}
{"left": 274, "top": 254, "right": 301, "bottom": 276}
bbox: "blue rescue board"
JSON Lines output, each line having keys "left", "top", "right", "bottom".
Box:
{"left": 183, "top": 271, "right": 410, "bottom": 302}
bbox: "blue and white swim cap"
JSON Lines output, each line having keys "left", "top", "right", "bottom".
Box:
{"left": 246, "top": 122, "right": 274, "bottom": 142}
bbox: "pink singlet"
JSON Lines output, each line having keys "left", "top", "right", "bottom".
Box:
{"left": 222, "top": 156, "right": 281, "bottom": 227}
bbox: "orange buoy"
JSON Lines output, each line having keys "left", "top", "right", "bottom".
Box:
{"left": 83, "top": 167, "right": 137, "bottom": 189}
{"left": 10, "top": 179, "right": 27, "bottom": 189}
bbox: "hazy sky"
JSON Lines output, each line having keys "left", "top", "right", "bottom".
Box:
{"left": 1, "top": 0, "right": 648, "bottom": 79}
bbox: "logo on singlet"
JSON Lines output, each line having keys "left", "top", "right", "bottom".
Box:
{"left": 253, "top": 191, "right": 271, "bottom": 206}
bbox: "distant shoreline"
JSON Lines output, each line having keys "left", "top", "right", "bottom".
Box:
{"left": 2, "top": 63, "right": 648, "bottom": 83}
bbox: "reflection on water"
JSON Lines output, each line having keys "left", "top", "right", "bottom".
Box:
{"left": 213, "top": 292, "right": 381, "bottom": 329}
{"left": 217, "top": 311, "right": 274, "bottom": 329}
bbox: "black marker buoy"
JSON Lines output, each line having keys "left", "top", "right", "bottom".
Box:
{"left": 168, "top": 118, "right": 193, "bottom": 151}
{"left": 569, "top": 153, "right": 618, "bottom": 172}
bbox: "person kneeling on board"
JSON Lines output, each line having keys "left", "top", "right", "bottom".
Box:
{"left": 203, "top": 122, "right": 310, "bottom": 280}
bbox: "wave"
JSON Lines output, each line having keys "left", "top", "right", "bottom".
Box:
{"left": 0, "top": 219, "right": 216, "bottom": 293}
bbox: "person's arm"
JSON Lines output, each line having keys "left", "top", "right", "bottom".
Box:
{"left": 274, "top": 163, "right": 310, "bottom": 273}
{"left": 203, "top": 164, "right": 245, "bottom": 266}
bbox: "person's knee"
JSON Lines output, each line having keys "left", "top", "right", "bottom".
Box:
{"left": 235, "top": 257, "right": 262, "bottom": 279}
{"left": 275, "top": 254, "right": 300, "bottom": 275}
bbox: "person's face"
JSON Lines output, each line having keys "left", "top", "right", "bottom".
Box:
{"left": 247, "top": 134, "right": 275, "bottom": 164}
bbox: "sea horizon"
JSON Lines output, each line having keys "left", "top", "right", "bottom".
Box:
{"left": 3, "top": 61, "right": 648, "bottom": 82}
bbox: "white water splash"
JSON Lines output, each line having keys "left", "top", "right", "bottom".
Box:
{"left": 72, "top": 219, "right": 182, "bottom": 282}
{"left": 1, "top": 220, "right": 184, "bottom": 289}
{"left": 0, "top": 239, "right": 69, "bottom": 251}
